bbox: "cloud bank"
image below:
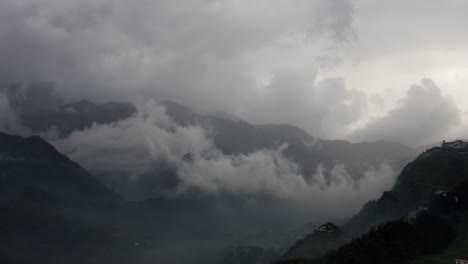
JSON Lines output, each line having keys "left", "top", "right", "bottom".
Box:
{"left": 0, "top": 0, "right": 362, "bottom": 138}
{"left": 0, "top": 90, "right": 29, "bottom": 136}
{"left": 1, "top": 0, "right": 467, "bottom": 149}
{"left": 54, "top": 101, "right": 396, "bottom": 217}
{"left": 351, "top": 79, "right": 461, "bottom": 147}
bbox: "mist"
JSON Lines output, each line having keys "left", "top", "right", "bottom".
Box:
{"left": 52, "top": 100, "right": 396, "bottom": 219}
{"left": 0, "top": 0, "right": 466, "bottom": 145}
{"left": 1, "top": 1, "right": 468, "bottom": 263}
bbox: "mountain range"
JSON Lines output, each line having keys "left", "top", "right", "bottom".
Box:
{"left": 2, "top": 97, "right": 466, "bottom": 264}
{"left": 8, "top": 97, "right": 417, "bottom": 200}
{"left": 280, "top": 140, "right": 468, "bottom": 264}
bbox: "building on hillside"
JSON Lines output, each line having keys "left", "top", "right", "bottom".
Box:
{"left": 406, "top": 206, "right": 428, "bottom": 222}
{"left": 442, "top": 140, "right": 468, "bottom": 149}
{"left": 455, "top": 256, "right": 468, "bottom": 264}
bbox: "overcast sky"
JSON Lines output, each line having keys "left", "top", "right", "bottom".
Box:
{"left": 1, "top": 0, "right": 467, "bottom": 146}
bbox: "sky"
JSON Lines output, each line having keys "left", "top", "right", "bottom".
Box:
{"left": 1, "top": 0, "right": 467, "bottom": 147}
{"left": 54, "top": 100, "right": 397, "bottom": 217}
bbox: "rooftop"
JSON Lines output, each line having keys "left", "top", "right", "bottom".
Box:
{"left": 441, "top": 140, "right": 468, "bottom": 149}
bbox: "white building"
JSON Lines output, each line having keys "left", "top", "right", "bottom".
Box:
{"left": 442, "top": 140, "right": 468, "bottom": 149}
{"left": 455, "top": 257, "right": 468, "bottom": 264}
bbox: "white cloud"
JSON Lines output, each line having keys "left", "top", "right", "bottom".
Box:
{"left": 54, "top": 100, "right": 396, "bottom": 217}
{"left": 351, "top": 78, "right": 461, "bottom": 147}
{"left": 2, "top": 0, "right": 467, "bottom": 147}
{"left": 0, "top": 91, "right": 29, "bottom": 136}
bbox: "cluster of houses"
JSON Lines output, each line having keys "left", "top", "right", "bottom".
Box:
{"left": 442, "top": 140, "right": 468, "bottom": 149}
{"left": 455, "top": 256, "right": 468, "bottom": 264}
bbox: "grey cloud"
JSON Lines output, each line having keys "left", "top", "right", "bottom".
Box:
{"left": 1, "top": 0, "right": 467, "bottom": 146}
{"left": 54, "top": 101, "right": 212, "bottom": 181}
{"left": 54, "top": 100, "right": 396, "bottom": 218}
{"left": 241, "top": 69, "right": 367, "bottom": 138}
{"left": 0, "top": 92, "right": 28, "bottom": 136}
{"left": 0, "top": 0, "right": 355, "bottom": 133}
{"left": 351, "top": 78, "right": 461, "bottom": 147}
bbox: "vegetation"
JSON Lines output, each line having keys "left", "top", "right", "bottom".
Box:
{"left": 278, "top": 212, "right": 454, "bottom": 264}
{"left": 280, "top": 145, "right": 468, "bottom": 264}
{"left": 281, "top": 223, "right": 346, "bottom": 260}
{"left": 406, "top": 239, "right": 468, "bottom": 264}
{"left": 345, "top": 146, "right": 468, "bottom": 234}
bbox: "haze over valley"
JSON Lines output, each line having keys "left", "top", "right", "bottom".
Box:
{"left": 1, "top": 1, "right": 468, "bottom": 264}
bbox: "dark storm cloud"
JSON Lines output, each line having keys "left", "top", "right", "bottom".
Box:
{"left": 242, "top": 69, "right": 367, "bottom": 138}
{"left": 351, "top": 79, "right": 462, "bottom": 147}
{"left": 0, "top": 0, "right": 357, "bottom": 130}
{"left": 1, "top": 0, "right": 467, "bottom": 145}
{"left": 0, "top": 92, "right": 28, "bottom": 135}
{"left": 54, "top": 101, "right": 396, "bottom": 217}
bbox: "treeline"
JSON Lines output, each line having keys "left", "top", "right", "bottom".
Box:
{"left": 278, "top": 212, "right": 453, "bottom": 264}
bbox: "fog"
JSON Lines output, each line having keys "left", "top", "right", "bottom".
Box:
{"left": 1, "top": 1, "right": 468, "bottom": 263}
{"left": 52, "top": 100, "right": 396, "bottom": 219}
{"left": 0, "top": 0, "right": 467, "bottom": 145}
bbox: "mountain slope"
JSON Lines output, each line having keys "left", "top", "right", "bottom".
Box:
{"left": 8, "top": 98, "right": 415, "bottom": 200}
{"left": 162, "top": 100, "right": 415, "bottom": 178}
{"left": 345, "top": 141, "right": 468, "bottom": 234}
{"left": 279, "top": 170, "right": 468, "bottom": 264}
{"left": 278, "top": 141, "right": 468, "bottom": 263}
{"left": 20, "top": 100, "right": 136, "bottom": 136}
{"left": 281, "top": 223, "right": 347, "bottom": 260}
{"left": 0, "top": 131, "right": 118, "bottom": 202}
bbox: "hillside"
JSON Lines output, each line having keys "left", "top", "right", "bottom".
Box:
{"left": 0, "top": 132, "right": 143, "bottom": 264}
{"left": 162, "top": 100, "right": 414, "bottom": 180}
{"left": 278, "top": 141, "right": 468, "bottom": 264}
{"left": 0, "top": 201, "right": 138, "bottom": 264}
{"left": 21, "top": 100, "right": 136, "bottom": 137}
{"left": 6, "top": 96, "right": 416, "bottom": 199}
{"left": 280, "top": 223, "right": 347, "bottom": 260}
{"left": 344, "top": 141, "right": 468, "bottom": 234}
{"left": 278, "top": 176, "right": 468, "bottom": 264}
{"left": 51, "top": 99, "right": 414, "bottom": 201}
{"left": 0, "top": 131, "right": 118, "bottom": 202}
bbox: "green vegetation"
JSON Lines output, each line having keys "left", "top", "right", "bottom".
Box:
{"left": 278, "top": 212, "right": 454, "bottom": 264}
{"left": 345, "top": 147, "right": 468, "bottom": 234}
{"left": 280, "top": 144, "right": 468, "bottom": 264}
{"left": 406, "top": 239, "right": 468, "bottom": 264}
{"left": 281, "top": 223, "right": 346, "bottom": 260}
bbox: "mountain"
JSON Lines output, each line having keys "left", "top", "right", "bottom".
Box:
{"left": 277, "top": 140, "right": 468, "bottom": 263}
{"left": 0, "top": 131, "right": 118, "bottom": 202}
{"left": 222, "top": 246, "right": 282, "bottom": 264}
{"left": 56, "top": 100, "right": 414, "bottom": 201}
{"left": 278, "top": 212, "right": 456, "bottom": 264}
{"left": 161, "top": 100, "right": 415, "bottom": 180}
{"left": 278, "top": 180, "right": 468, "bottom": 264}
{"left": 281, "top": 223, "right": 348, "bottom": 260}
{"left": 0, "top": 201, "right": 139, "bottom": 264}
{"left": 279, "top": 157, "right": 468, "bottom": 264}
{"left": 20, "top": 100, "right": 136, "bottom": 136}
{"left": 344, "top": 140, "right": 468, "bottom": 234}
{"left": 0, "top": 132, "right": 142, "bottom": 264}
{"left": 8, "top": 95, "right": 415, "bottom": 189}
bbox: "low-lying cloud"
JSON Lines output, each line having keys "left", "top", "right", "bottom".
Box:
{"left": 1, "top": 0, "right": 467, "bottom": 146}
{"left": 0, "top": 91, "right": 29, "bottom": 136}
{"left": 0, "top": 0, "right": 360, "bottom": 139}
{"left": 351, "top": 78, "right": 462, "bottom": 147}
{"left": 54, "top": 100, "right": 395, "bottom": 217}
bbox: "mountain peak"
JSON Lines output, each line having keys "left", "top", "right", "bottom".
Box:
{"left": 441, "top": 140, "right": 468, "bottom": 149}
{"left": 159, "top": 100, "right": 200, "bottom": 126}
{"left": 0, "top": 131, "right": 118, "bottom": 201}
{"left": 0, "top": 132, "right": 67, "bottom": 162}
{"left": 315, "top": 222, "right": 340, "bottom": 233}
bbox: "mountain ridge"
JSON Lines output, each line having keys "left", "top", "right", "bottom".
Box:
{"left": 0, "top": 131, "right": 119, "bottom": 202}
{"left": 344, "top": 140, "right": 468, "bottom": 234}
